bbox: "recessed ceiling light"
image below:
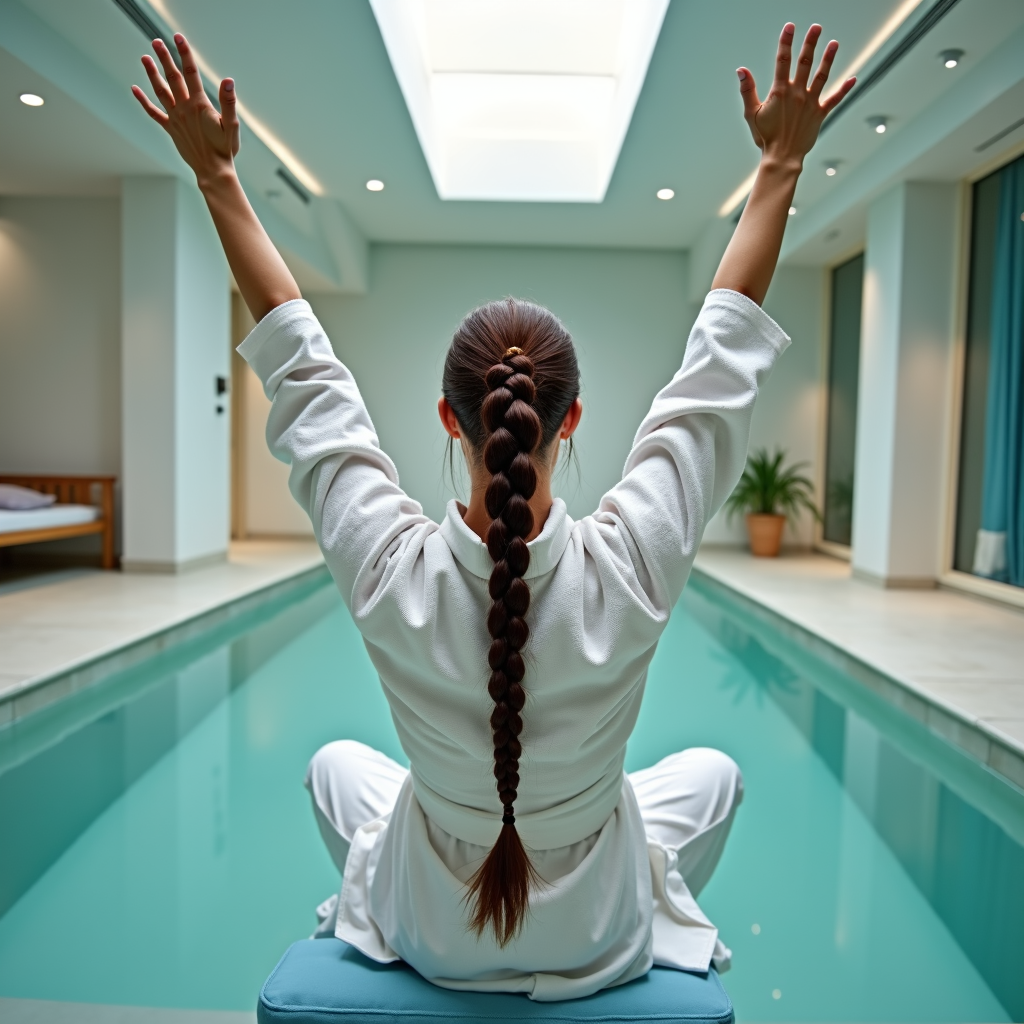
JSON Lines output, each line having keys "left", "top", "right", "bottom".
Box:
{"left": 366, "top": 179, "right": 385, "bottom": 192}
{"left": 866, "top": 115, "right": 888, "bottom": 134}
{"left": 788, "top": 207, "right": 797, "bottom": 216}
{"left": 19, "top": 93, "right": 44, "bottom": 107}
{"left": 940, "top": 49, "right": 964, "bottom": 68}
{"left": 656, "top": 188, "right": 674, "bottom": 201}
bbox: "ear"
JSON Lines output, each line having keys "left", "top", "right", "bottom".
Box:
{"left": 438, "top": 396, "right": 462, "bottom": 439}
{"left": 560, "top": 398, "right": 583, "bottom": 440}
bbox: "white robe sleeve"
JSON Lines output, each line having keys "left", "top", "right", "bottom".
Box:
{"left": 236, "top": 299, "right": 432, "bottom": 613}
{"left": 588, "top": 288, "right": 790, "bottom": 612}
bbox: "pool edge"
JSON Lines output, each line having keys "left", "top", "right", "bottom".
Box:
{"left": 0, "top": 996, "right": 255, "bottom": 1023}
{"left": 0, "top": 563, "right": 333, "bottom": 730}
{"left": 689, "top": 565, "right": 1024, "bottom": 794}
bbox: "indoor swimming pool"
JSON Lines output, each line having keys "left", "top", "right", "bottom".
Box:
{"left": 0, "top": 570, "right": 1021, "bottom": 1022}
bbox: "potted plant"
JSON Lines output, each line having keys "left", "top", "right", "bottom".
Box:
{"left": 724, "top": 448, "right": 820, "bottom": 557}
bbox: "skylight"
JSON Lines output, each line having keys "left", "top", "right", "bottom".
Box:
{"left": 370, "top": 0, "right": 669, "bottom": 203}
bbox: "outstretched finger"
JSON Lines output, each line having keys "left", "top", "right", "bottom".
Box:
{"left": 773, "top": 23, "right": 796, "bottom": 87}
{"left": 737, "top": 67, "right": 761, "bottom": 121}
{"left": 810, "top": 39, "right": 839, "bottom": 97}
{"left": 793, "top": 24, "right": 822, "bottom": 89}
{"left": 219, "top": 78, "right": 240, "bottom": 156}
{"left": 141, "top": 54, "right": 175, "bottom": 111}
{"left": 131, "top": 84, "right": 169, "bottom": 125}
{"left": 822, "top": 76, "right": 857, "bottom": 115}
{"left": 174, "top": 34, "right": 205, "bottom": 100}
{"left": 153, "top": 37, "right": 189, "bottom": 103}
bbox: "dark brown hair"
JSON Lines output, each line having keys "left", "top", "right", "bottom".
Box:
{"left": 442, "top": 298, "right": 580, "bottom": 946}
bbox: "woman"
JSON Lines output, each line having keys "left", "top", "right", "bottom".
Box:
{"left": 133, "top": 24, "right": 853, "bottom": 1000}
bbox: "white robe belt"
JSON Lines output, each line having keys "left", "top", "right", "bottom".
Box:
{"left": 410, "top": 764, "right": 625, "bottom": 850}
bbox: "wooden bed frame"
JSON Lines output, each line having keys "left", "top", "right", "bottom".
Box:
{"left": 0, "top": 474, "right": 116, "bottom": 569}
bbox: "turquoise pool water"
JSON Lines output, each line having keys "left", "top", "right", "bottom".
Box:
{"left": 0, "top": 570, "right": 1021, "bottom": 1020}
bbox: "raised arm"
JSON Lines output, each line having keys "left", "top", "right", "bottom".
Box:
{"left": 132, "top": 34, "right": 300, "bottom": 322}
{"left": 711, "top": 23, "right": 855, "bottom": 305}
{"left": 132, "top": 34, "right": 435, "bottom": 608}
{"left": 589, "top": 25, "right": 855, "bottom": 614}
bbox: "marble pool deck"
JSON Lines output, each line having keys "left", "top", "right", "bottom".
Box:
{"left": 0, "top": 539, "right": 325, "bottom": 726}
{"left": 693, "top": 547, "right": 1024, "bottom": 791}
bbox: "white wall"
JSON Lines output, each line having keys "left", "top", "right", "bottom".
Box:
{"left": 173, "top": 180, "right": 233, "bottom": 561}
{"left": 308, "top": 243, "right": 696, "bottom": 524}
{"left": 240, "top": 361, "right": 314, "bottom": 536}
{"left": 852, "top": 182, "right": 960, "bottom": 586}
{"left": 0, "top": 199, "right": 826, "bottom": 563}
{"left": 0, "top": 196, "right": 122, "bottom": 560}
{"left": 702, "top": 265, "right": 826, "bottom": 548}
{"left": 0, "top": 197, "right": 121, "bottom": 478}
{"left": 233, "top": 243, "right": 823, "bottom": 546}
{"left": 229, "top": 296, "right": 313, "bottom": 538}
{"left": 121, "top": 177, "right": 230, "bottom": 571}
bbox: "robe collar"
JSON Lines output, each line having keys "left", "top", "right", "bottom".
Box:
{"left": 440, "top": 497, "right": 573, "bottom": 581}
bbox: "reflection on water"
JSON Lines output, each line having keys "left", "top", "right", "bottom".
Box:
{"left": 680, "top": 575, "right": 1024, "bottom": 1022}
{"left": 0, "top": 574, "right": 337, "bottom": 921}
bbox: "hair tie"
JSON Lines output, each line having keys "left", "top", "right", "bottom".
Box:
{"left": 503, "top": 347, "right": 523, "bottom": 358}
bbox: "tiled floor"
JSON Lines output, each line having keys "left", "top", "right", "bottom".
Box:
{"left": 693, "top": 547, "right": 1024, "bottom": 757}
{"left": 0, "top": 540, "right": 324, "bottom": 713}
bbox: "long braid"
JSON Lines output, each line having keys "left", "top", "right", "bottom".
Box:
{"left": 442, "top": 298, "right": 580, "bottom": 947}
{"left": 465, "top": 347, "right": 542, "bottom": 945}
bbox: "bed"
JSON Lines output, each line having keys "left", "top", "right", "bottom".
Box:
{"left": 0, "top": 474, "right": 116, "bottom": 569}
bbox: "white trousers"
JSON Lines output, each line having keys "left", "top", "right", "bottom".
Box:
{"left": 305, "top": 740, "right": 742, "bottom": 937}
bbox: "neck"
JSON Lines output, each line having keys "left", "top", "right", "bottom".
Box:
{"left": 460, "top": 473, "right": 555, "bottom": 544}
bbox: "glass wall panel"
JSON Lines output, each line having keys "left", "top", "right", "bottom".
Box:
{"left": 823, "top": 254, "right": 864, "bottom": 546}
{"left": 954, "top": 152, "right": 1024, "bottom": 587}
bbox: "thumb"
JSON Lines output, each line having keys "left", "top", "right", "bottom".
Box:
{"left": 737, "top": 67, "right": 760, "bottom": 122}
{"left": 220, "top": 78, "right": 240, "bottom": 155}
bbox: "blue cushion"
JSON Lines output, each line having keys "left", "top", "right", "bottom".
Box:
{"left": 258, "top": 939, "right": 733, "bottom": 1024}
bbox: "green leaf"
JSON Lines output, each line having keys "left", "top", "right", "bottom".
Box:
{"left": 724, "top": 447, "right": 822, "bottom": 524}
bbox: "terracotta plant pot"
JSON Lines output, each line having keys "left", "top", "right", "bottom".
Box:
{"left": 745, "top": 513, "right": 786, "bottom": 557}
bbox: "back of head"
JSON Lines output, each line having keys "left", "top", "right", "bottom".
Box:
{"left": 442, "top": 298, "right": 579, "bottom": 945}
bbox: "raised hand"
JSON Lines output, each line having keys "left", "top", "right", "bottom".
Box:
{"left": 130, "top": 33, "right": 300, "bottom": 321}
{"left": 737, "top": 23, "right": 855, "bottom": 168}
{"left": 710, "top": 24, "right": 855, "bottom": 305}
{"left": 132, "top": 34, "right": 240, "bottom": 188}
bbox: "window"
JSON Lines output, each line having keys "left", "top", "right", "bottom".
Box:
{"left": 823, "top": 253, "right": 864, "bottom": 548}
{"left": 954, "top": 152, "right": 1024, "bottom": 587}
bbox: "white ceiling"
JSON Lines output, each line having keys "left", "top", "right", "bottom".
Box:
{"left": 0, "top": 49, "right": 163, "bottom": 196}
{"left": 3, "top": 0, "right": 1024, "bottom": 257}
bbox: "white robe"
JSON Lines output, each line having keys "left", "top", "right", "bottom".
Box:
{"left": 238, "top": 289, "right": 789, "bottom": 1000}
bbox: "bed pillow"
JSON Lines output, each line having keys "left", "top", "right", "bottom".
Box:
{"left": 0, "top": 484, "right": 58, "bottom": 510}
